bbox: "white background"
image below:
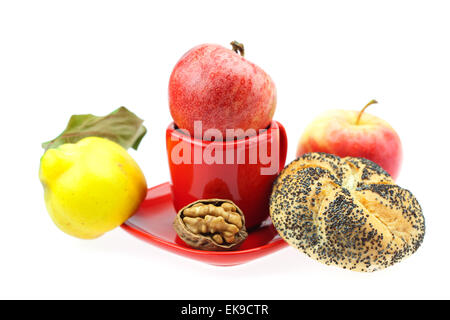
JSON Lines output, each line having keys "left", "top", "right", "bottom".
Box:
{"left": 1, "top": 0, "right": 449, "bottom": 299}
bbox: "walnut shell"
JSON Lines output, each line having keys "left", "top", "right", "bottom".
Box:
{"left": 173, "top": 199, "right": 248, "bottom": 251}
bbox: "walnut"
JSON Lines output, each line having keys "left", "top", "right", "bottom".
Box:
{"left": 173, "top": 199, "right": 248, "bottom": 251}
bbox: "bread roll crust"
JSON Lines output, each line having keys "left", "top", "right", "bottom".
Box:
{"left": 270, "top": 152, "right": 425, "bottom": 272}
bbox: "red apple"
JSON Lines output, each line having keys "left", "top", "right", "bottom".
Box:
{"left": 296, "top": 100, "right": 402, "bottom": 179}
{"left": 168, "top": 41, "right": 276, "bottom": 139}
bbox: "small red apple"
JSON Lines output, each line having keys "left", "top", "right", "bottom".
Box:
{"left": 168, "top": 41, "right": 276, "bottom": 139}
{"left": 296, "top": 100, "right": 403, "bottom": 179}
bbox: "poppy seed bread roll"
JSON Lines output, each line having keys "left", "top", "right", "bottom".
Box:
{"left": 270, "top": 153, "right": 425, "bottom": 272}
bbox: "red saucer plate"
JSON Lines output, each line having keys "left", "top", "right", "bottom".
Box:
{"left": 121, "top": 182, "right": 288, "bottom": 266}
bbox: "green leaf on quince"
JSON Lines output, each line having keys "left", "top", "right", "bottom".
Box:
{"left": 42, "top": 107, "right": 147, "bottom": 151}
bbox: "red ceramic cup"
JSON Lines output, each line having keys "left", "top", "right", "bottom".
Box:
{"left": 166, "top": 121, "right": 288, "bottom": 229}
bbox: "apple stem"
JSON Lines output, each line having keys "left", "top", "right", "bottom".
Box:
{"left": 356, "top": 99, "right": 378, "bottom": 125}
{"left": 230, "top": 41, "right": 245, "bottom": 57}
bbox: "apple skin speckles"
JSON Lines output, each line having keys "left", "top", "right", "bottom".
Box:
{"left": 296, "top": 107, "right": 402, "bottom": 180}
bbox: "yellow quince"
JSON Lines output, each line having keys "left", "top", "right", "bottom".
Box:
{"left": 39, "top": 137, "right": 147, "bottom": 239}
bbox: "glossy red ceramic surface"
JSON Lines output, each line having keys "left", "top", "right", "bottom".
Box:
{"left": 166, "top": 120, "right": 288, "bottom": 229}
{"left": 121, "top": 182, "right": 288, "bottom": 266}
